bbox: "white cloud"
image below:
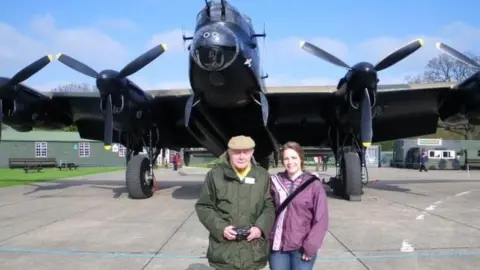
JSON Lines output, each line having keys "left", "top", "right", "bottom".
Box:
{"left": 147, "top": 28, "right": 194, "bottom": 54}
{"left": 268, "top": 21, "right": 480, "bottom": 85}
{"left": 30, "top": 14, "right": 128, "bottom": 67}
{"left": 3, "top": 15, "right": 479, "bottom": 92}
{"left": 97, "top": 18, "right": 138, "bottom": 31}
{"left": 0, "top": 14, "right": 129, "bottom": 76}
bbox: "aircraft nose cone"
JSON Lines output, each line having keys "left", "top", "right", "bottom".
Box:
{"left": 191, "top": 24, "right": 240, "bottom": 71}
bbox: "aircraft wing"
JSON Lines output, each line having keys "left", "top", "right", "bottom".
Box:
{"left": 3, "top": 89, "right": 199, "bottom": 149}
{"left": 265, "top": 83, "right": 454, "bottom": 145}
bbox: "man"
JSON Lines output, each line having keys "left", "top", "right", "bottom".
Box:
{"left": 419, "top": 152, "right": 428, "bottom": 172}
{"left": 322, "top": 155, "right": 329, "bottom": 171}
{"left": 195, "top": 135, "right": 275, "bottom": 270}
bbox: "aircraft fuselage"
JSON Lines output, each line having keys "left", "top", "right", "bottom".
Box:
{"left": 188, "top": 0, "right": 265, "bottom": 108}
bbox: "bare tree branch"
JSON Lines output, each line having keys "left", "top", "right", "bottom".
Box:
{"left": 52, "top": 82, "right": 97, "bottom": 92}
{"left": 406, "top": 51, "right": 480, "bottom": 139}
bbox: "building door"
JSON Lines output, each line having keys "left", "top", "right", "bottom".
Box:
{"left": 365, "top": 145, "right": 379, "bottom": 167}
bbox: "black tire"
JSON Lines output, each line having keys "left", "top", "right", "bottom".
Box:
{"left": 183, "top": 153, "right": 191, "bottom": 166}
{"left": 126, "top": 155, "right": 154, "bottom": 199}
{"left": 342, "top": 152, "right": 362, "bottom": 201}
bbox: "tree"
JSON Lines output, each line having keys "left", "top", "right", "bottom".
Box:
{"left": 52, "top": 82, "right": 96, "bottom": 132}
{"left": 52, "top": 82, "right": 97, "bottom": 93}
{"left": 405, "top": 52, "right": 480, "bottom": 83}
{"left": 405, "top": 51, "right": 480, "bottom": 140}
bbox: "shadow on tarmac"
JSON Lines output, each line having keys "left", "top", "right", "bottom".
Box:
{"left": 20, "top": 169, "right": 479, "bottom": 202}
{"left": 22, "top": 179, "right": 203, "bottom": 200}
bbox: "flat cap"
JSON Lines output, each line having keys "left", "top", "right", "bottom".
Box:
{"left": 228, "top": 135, "right": 255, "bottom": 150}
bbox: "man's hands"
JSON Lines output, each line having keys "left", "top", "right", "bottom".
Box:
{"left": 246, "top": 226, "right": 262, "bottom": 242}
{"left": 223, "top": 225, "right": 237, "bottom": 240}
{"left": 301, "top": 254, "right": 312, "bottom": 261}
{"left": 223, "top": 225, "right": 262, "bottom": 242}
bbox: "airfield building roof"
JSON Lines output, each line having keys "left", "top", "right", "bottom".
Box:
{"left": 0, "top": 129, "right": 95, "bottom": 142}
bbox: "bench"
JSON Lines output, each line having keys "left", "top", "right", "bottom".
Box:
{"left": 57, "top": 162, "right": 78, "bottom": 170}
{"left": 9, "top": 157, "right": 58, "bottom": 173}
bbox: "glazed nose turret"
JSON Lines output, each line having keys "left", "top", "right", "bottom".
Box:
{"left": 190, "top": 23, "right": 240, "bottom": 71}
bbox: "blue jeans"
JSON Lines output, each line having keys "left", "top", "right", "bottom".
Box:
{"left": 269, "top": 249, "right": 317, "bottom": 270}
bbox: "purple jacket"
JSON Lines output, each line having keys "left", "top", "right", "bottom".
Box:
{"left": 268, "top": 171, "right": 329, "bottom": 257}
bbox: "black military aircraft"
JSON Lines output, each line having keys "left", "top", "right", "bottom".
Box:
{"left": 1, "top": 0, "right": 479, "bottom": 202}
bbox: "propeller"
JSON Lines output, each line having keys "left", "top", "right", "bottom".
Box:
{"left": 435, "top": 42, "right": 480, "bottom": 69}
{"left": 299, "top": 38, "right": 425, "bottom": 147}
{"left": 0, "top": 55, "right": 53, "bottom": 141}
{"left": 360, "top": 88, "right": 373, "bottom": 147}
{"left": 300, "top": 38, "right": 424, "bottom": 72}
{"left": 56, "top": 44, "right": 168, "bottom": 150}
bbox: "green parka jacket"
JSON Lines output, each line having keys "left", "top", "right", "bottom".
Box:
{"left": 195, "top": 152, "right": 275, "bottom": 270}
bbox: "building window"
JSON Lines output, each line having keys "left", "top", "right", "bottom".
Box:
{"left": 79, "top": 142, "right": 90, "bottom": 157}
{"left": 35, "top": 142, "right": 48, "bottom": 157}
{"left": 119, "top": 145, "right": 126, "bottom": 157}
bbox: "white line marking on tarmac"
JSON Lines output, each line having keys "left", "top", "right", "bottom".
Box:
{"left": 400, "top": 240, "right": 415, "bottom": 252}
{"left": 455, "top": 191, "right": 471, "bottom": 197}
{"left": 416, "top": 212, "right": 426, "bottom": 220}
{"left": 408, "top": 190, "right": 474, "bottom": 253}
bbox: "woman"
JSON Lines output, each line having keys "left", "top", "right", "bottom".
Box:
{"left": 268, "top": 141, "right": 329, "bottom": 270}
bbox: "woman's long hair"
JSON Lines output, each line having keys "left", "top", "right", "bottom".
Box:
{"left": 280, "top": 141, "right": 305, "bottom": 171}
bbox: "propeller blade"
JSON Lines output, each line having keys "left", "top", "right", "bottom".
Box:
{"left": 0, "top": 99, "right": 3, "bottom": 141}
{"left": 9, "top": 55, "right": 53, "bottom": 85}
{"left": 184, "top": 94, "right": 195, "bottom": 127}
{"left": 436, "top": 42, "right": 480, "bottom": 69}
{"left": 360, "top": 88, "right": 372, "bottom": 147}
{"left": 104, "top": 95, "right": 113, "bottom": 150}
{"left": 56, "top": 53, "right": 99, "bottom": 78}
{"left": 299, "top": 41, "right": 351, "bottom": 70}
{"left": 259, "top": 92, "right": 269, "bottom": 126}
{"left": 118, "top": 44, "right": 168, "bottom": 78}
{"left": 374, "top": 39, "right": 424, "bottom": 71}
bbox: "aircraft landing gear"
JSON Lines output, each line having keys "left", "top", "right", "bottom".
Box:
{"left": 257, "top": 156, "right": 270, "bottom": 171}
{"left": 327, "top": 126, "right": 366, "bottom": 201}
{"left": 125, "top": 128, "right": 161, "bottom": 199}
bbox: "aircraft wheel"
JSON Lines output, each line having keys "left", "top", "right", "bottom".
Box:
{"left": 183, "top": 153, "right": 191, "bottom": 166}
{"left": 126, "top": 155, "right": 154, "bottom": 199}
{"left": 341, "top": 151, "right": 362, "bottom": 201}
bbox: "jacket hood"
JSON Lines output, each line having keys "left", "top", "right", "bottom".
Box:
{"left": 218, "top": 151, "right": 258, "bottom": 166}
{"left": 216, "top": 151, "right": 258, "bottom": 180}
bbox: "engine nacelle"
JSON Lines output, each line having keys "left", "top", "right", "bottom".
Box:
{"left": 2, "top": 98, "right": 70, "bottom": 131}
{"left": 438, "top": 73, "right": 480, "bottom": 126}
{"left": 347, "top": 88, "right": 377, "bottom": 110}
{"left": 2, "top": 99, "right": 35, "bottom": 131}
{"left": 100, "top": 94, "right": 125, "bottom": 115}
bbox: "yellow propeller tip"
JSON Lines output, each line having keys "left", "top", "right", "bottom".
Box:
{"left": 417, "top": 39, "right": 424, "bottom": 47}
{"left": 104, "top": 145, "right": 112, "bottom": 151}
{"left": 47, "top": 55, "right": 53, "bottom": 62}
{"left": 362, "top": 142, "right": 371, "bottom": 147}
{"left": 161, "top": 44, "right": 168, "bottom": 51}
{"left": 55, "top": 53, "right": 63, "bottom": 60}
{"left": 299, "top": 41, "right": 305, "bottom": 48}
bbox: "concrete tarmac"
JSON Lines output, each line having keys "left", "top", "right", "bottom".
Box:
{"left": 0, "top": 166, "right": 479, "bottom": 269}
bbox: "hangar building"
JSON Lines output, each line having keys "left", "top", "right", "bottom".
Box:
{"left": 0, "top": 130, "right": 129, "bottom": 168}
{"left": 390, "top": 138, "right": 480, "bottom": 170}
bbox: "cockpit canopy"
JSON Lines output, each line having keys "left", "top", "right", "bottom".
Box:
{"left": 196, "top": 0, "right": 252, "bottom": 33}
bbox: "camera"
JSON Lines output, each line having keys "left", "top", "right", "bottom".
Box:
{"left": 233, "top": 227, "right": 250, "bottom": 241}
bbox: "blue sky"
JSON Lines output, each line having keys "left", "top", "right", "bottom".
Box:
{"left": 1, "top": 0, "right": 480, "bottom": 92}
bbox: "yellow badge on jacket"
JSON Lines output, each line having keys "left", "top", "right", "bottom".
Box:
{"left": 244, "top": 177, "right": 256, "bottom": 184}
